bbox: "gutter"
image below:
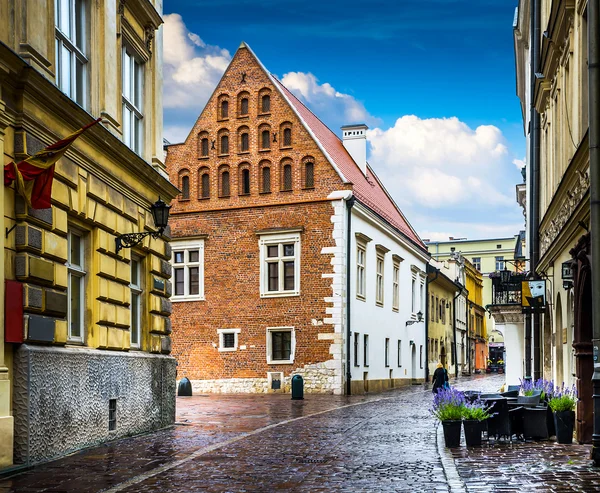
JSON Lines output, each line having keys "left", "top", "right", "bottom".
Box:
{"left": 345, "top": 196, "right": 356, "bottom": 395}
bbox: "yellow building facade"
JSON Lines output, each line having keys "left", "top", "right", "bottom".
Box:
{"left": 464, "top": 259, "right": 487, "bottom": 373}
{"left": 0, "top": 0, "right": 177, "bottom": 467}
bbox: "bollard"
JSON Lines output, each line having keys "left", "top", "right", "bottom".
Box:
{"left": 291, "top": 374, "right": 304, "bottom": 400}
{"left": 177, "top": 377, "right": 192, "bottom": 396}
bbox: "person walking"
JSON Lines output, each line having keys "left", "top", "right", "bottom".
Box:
{"left": 432, "top": 363, "right": 446, "bottom": 393}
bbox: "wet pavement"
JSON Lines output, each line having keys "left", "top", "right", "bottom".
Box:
{"left": 1, "top": 373, "right": 599, "bottom": 492}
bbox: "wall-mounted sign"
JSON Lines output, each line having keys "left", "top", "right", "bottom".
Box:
{"left": 522, "top": 280, "right": 546, "bottom": 313}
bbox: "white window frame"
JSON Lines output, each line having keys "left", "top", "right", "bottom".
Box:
{"left": 356, "top": 244, "right": 366, "bottom": 300}
{"left": 397, "top": 339, "right": 402, "bottom": 367}
{"left": 218, "top": 328, "right": 240, "bottom": 352}
{"left": 385, "top": 338, "right": 390, "bottom": 367}
{"left": 472, "top": 257, "right": 481, "bottom": 271}
{"left": 259, "top": 231, "right": 301, "bottom": 298}
{"left": 171, "top": 240, "right": 205, "bottom": 302}
{"left": 266, "top": 326, "right": 295, "bottom": 364}
{"left": 130, "top": 255, "right": 142, "bottom": 348}
{"left": 411, "top": 277, "right": 416, "bottom": 313}
{"left": 67, "top": 230, "right": 85, "bottom": 343}
{"left": 55, "top": 0, "right": 88, "bottom": 107}
{"left": 495, "top": 256, "right": 505, "bottom": 271}
{"left": 375, "top": 252, "right": 385, "bottom": 307}
{"left": 122, "top": 45, "right": 144, "bottom": 155}
{"left": 392, "top": 257, "right": 401, "bottom": 312}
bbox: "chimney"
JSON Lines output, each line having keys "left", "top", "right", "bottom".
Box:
{"left": 342, "top": 124, "right": 368, "bottom": 175}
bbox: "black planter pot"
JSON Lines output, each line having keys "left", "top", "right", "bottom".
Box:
{"left": 463, "top": 419, "right": 484, "bottom": 447}
{"left": 554, "top": 410, "right": 575, "bottom": 444}
{"left": 442, "top": 420, "right": 462, "bottom": 448}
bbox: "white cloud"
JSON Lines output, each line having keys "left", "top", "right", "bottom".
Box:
{"left": 513, "top": 157, "right": 526, "bottom": 169}
{"left": 366, "top": 115, "right": 515, "bottom": 209}
{"left": 280, "top": 72, "right": 382, "bottom": 129}
{"left": 163, "top": 14, "right": 231, "bottom": 110}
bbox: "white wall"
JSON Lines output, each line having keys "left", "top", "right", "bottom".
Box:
{"left": 348, "top": 203, "right": 428, "bottom": 383}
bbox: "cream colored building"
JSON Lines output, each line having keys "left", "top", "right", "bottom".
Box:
{"left": 0, "top": 0, "right": 177, "bottom": 467}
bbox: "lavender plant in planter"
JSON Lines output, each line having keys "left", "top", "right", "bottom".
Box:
{"left": 430, "top": 388, "right": 466, "bottom": 448}
{"left": 548, "top": 384, "right": 577, "bottom": 444}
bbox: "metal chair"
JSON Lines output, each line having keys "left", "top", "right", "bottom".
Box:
{"left": 484, "top": 398, "right": 511, "bottom": 441}
{"left": 508, "top": 405, "right": 525, "bottom": 440}
{"left": 522, "top": 406, "right": 549, "bottom": 439}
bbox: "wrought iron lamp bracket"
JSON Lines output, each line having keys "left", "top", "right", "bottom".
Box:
{"left": 115, "top": 229, "right": 163, "bottom": 254}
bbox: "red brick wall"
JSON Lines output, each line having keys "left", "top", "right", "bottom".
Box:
{"left": 166, "top": 45, "right": 351, "bottom": 382}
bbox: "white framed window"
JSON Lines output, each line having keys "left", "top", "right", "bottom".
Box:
{"left": 363, "top": 334, "right": 369, "bottom": 367}
{"left": 356, "top": 244, "right": 366, "bottom": 300}
{"left": 354, "top": 332, "right": 360, "bottom": 367}
{"left": 218, "top": 328, "right": 240, "bottom": 352}
{"left": 122, "top": 46, "right": 144, "bottom": 154}
{"left": 411, "top": 277, "right": 416, "bottom": 313}
{"left": 130, "top": 256, "right": 142, "bottom": 348}
{"left": 385, "top": 338, "right": 390, "bottom": 367}
{"left": 171, "top": 240, "right": 204, "bottom": 302}
{"left": 397, "top": 340, "right": 402, "bottom": 367}
{"left": 266, "top": 327, "right": 295, "bottom": 364}
{"left": 420, "top": 280, "right": 425, "bottom": 313}
{"left": 259, "top": 231, "right": 300, "bottom": 297}
{"left": 67, "top": 230, "right": 86, "bottom": 342}
{"left": 392, "top": 256, "right": 402, "bottom": 312}
{"left": 55, "top": 0, "right": 88, "bottom": 107}
{"left": 376, "top": 253, "right": 384, "bottom": 306}
{"left": 495, "top": 256, "right": 505, "bottom": 271}
{"left": 472, "top": 257, "right": 481, "bottom": 271}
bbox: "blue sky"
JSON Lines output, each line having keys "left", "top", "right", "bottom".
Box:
{"left": 163, "top": 0, "right": 525, "bottom": 242}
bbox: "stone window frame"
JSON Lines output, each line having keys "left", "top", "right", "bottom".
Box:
{"left": 258, "top": 123, "right": 271, "bottom": 151}
{"left": 67, "top": 228, "right": 87, "bottom": 343}
{"left": 198, "top": 166, "right": 210, "bottom": 199}
{"left": 258, "top": 87, "right": 271, "bottom": 115}
{"left": 363, "top": 334, "right": 369, "bottom": 367}
{"left": 238, "top": 162, "right": 251, "bottom": 196}
{"left": 237, "top": 91, "right": 251, "bottom": 118}
{"left": 279, "top": 158, "right": 293, "bottom": 191}
{"left": 198, "top": 131, "right": 210, "bottom": 159}
{"left": 130, "top": 254, "right": 142, "bottom": 349}
{"left": 178, "top": 169, "right": 190, "bottom": 201}
{"left": 218, "top": 94, "right": 230, "bottom": 120}
{"left": 392, "top": 254, "right": 402, "bottom": 312}
{"left": 218, "top": 164, "right": 231, "bottom": 198}
{"left": 217, "top": 128, "right": 230, "bottom": 156}
{"left": 259, "top": 160, "right": 272, "bottom": 194}
{"left": 353, "top": 332, "right": 360, "bottom": 367}
{"left": 258, "top": 229, "right": 301, "bottom": 298}
{"left": 171, "top": 239, "right": 205, "bottom": 302}
{"left": 397, "top": 339, "right": 402, "bottom": 367}
{"left": 301, "top": 156, "right": 315, "bottom": 189}
{"left": 266, "top": 326, "right": 295, "bottom": 364}
{"left": 237, "top": 125, "right": 250, "bottom": 154}
{"left": 355, "top": 232, "right": 371, "bottom": 301}
{"left": 375, "top": 244, "right": 389, "bottom": 307}
{"left": 218, "top": 328, "right": 240, "bottom": 352}
{"left": 279, "top": 122, "right": 293, "bottom": 149}
{"left": 385, "top": 338, "right": 390, "bottom": 368}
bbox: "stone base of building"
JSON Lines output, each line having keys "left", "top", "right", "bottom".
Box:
{"left": 350, "top": 378, "right": 422, "bottom": 395}
{"left": 13, "top": 345, "right": 176, "bottom": 465}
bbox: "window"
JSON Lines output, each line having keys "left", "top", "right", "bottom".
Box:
{"left": 240, "top": 167, "right": 250, "bottom": 195}
{"left": 356, "top": 235, "right": 370, "bottom": 300}
{"left": 261, "top": 165, "right": 271, "bottom": 193}
{"left": 200, "top": 137, "right": 209, "bottom": 157}
{"left": 108, "top": 399, "right": 117, "bottom": 431}
{"left": 130, "top": 256, "right": 142, "bottom": 348}
{"left": 220, "top": 99, "right": 229, "bottom": 119}
{"left": 392, "top": 259, "right": 400, "bottom": 311}
{"left": 420, "top": 345, "right": 423, "bottom": 369}
{"left": 385, "top": 338, "right": 390, "bottom": 367}
{"left": 241, "top": 132, "right": 249, "bottom": 152}
{"left": 200, "top": 170, "right": 210, "bottom": 199}
{"left": 283, "top": 128, "right": 292, "bottom": 147}
{"left": 261, "top": 94, "right": 270, "bottom": 113}
{"left": 267, "top": 327, "right": 295, "bottom": 364}
{"left": 55, "top": 0, "right": 88, "bottom": 107}
{"left": 303, "top": 162, "right": 314, "bottom": 189}
{"left": 397, "top": 340, "right": 402, "bottom": 367}
{"left": 281, "top": 163, "right": 292, "bottom": 191}
{"left": 411, "top": 278, "right": 416, "bottom": 312}
{"left": 219, "top": 168, "right": 230, "bottom": 197}
{"left": 363, "top": 334, "right": 369, "bottom": 366}
{"left": 472, "top": 257, "right": 481, "bottom": 271}
{"left": 259, "top": 231, "right": 301, "bottom": 297}
{"left": 497, "top": 244, "right": 502, "bottom": 249}
{"left": 171, "top": 241, "right": 204, "bottom": 301}
{"left": 354, "top": 332, "right": 360, "bottom": 367}
{"left": 420, "top": 281, "right": 424, "bottom": 312}
{"left": 435, "top": 296, "right": 439, "bottom": 322}
{"left": 261, "top": 130, "right": 271, "bottom": 149}
{"left": 220, "top": 134, "right": 229, "bottom": 155}
{"left": 495, "top": 256, "right": 505, "bottom": 271}
{"left": 237, "top": 92, "right": 250, "bottom": 117}
{"left": 180, "top": 173, "right": 190, "bottom": 200}
{"left": 122, "top": 47, "right": 143, "bottom": 154}
{"left": 68, "top": 230, "right": 85, "bottom": 342}
{"left": 376, "top": 252, "right": 384, "bottom": 306}
{"left": 218, "top": 328, "right": 240, "bottom": 352}
{"left": 430, "top": 295, "right": 435, "bottom": 321}
{"left": 240, "top": 97, "right": 249, "bottom": 115}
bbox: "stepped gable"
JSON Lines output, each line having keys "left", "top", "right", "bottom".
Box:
{"left": 271, "top": 76, "right": 426, "bottom": 251}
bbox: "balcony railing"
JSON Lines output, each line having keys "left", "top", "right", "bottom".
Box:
{"left": 490, "top": 271, "right": 527, "bottom": 305}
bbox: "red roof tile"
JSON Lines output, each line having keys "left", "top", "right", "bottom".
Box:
{"left": 272, "top": 77, "right": 426, "bottom": 251}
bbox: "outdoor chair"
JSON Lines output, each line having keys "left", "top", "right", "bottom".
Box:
{"left": 507, "top": 385, "right": 520, "bottom": 392}
{"left": 484, "top": 398, "right": 511, "bottom": 441}
{"left": 500, "top": 390, "right": 519, "bottom": 398}
{"left": 522, "top": 406, "right": 549, "bottom": 439}
{"left": 508, "top": 405, "right": 525, "bottom": 440}
{"left": 517, "top": 394, "right": 541, "bottom": 407}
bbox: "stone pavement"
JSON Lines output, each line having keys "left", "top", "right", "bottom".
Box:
{"left": 0, "top": 374, "right": 599, "bottom": 492}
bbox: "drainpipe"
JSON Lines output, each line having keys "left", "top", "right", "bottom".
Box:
{"left": 425, "top": 266, "right": 439, "bottom": 383}
{"left": 530, "top": 0, "right": 542, "bottom": 381}
{"left": 345, "top": 196, "right": 355, "bottom": 396}
{"left": 588, "top": 0, "right": 600, "bottom": 466}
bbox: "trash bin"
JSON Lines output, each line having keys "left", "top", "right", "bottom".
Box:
{"left": 291, "top": 375, "right": 304, "bottom": 400}
{"left": 178, "top": 377, "right": 192, "bottom": 396}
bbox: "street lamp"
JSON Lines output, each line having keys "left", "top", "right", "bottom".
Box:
{"left": 406, "top": 311, "right": 424, "bottom": 326}
{"left": 115, "top": 197, "right": 171, "bottom": 254}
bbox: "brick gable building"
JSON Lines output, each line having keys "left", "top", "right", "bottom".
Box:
{"left": 166, "top": 43, "right": 429, "bottom": 394}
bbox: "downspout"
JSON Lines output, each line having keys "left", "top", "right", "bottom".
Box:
{"left": 588, "top": 0, "right": 600, "bottom": 465}
{"left": 530, "top": 0, "right": 542, "bottom": 381}
{"left": 345, "top": 196, "right": 355, "bottom": 396}
{"left": 425, "top": 267, "right": 439, "bottom": 383}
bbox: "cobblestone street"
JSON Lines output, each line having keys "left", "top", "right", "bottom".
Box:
{"left": 1, "top": 374, "right": 600, "bottom": 492}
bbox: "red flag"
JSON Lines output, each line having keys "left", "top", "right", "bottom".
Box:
{"left": 4, "top": 118, "right": 101, "bottom": 209}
